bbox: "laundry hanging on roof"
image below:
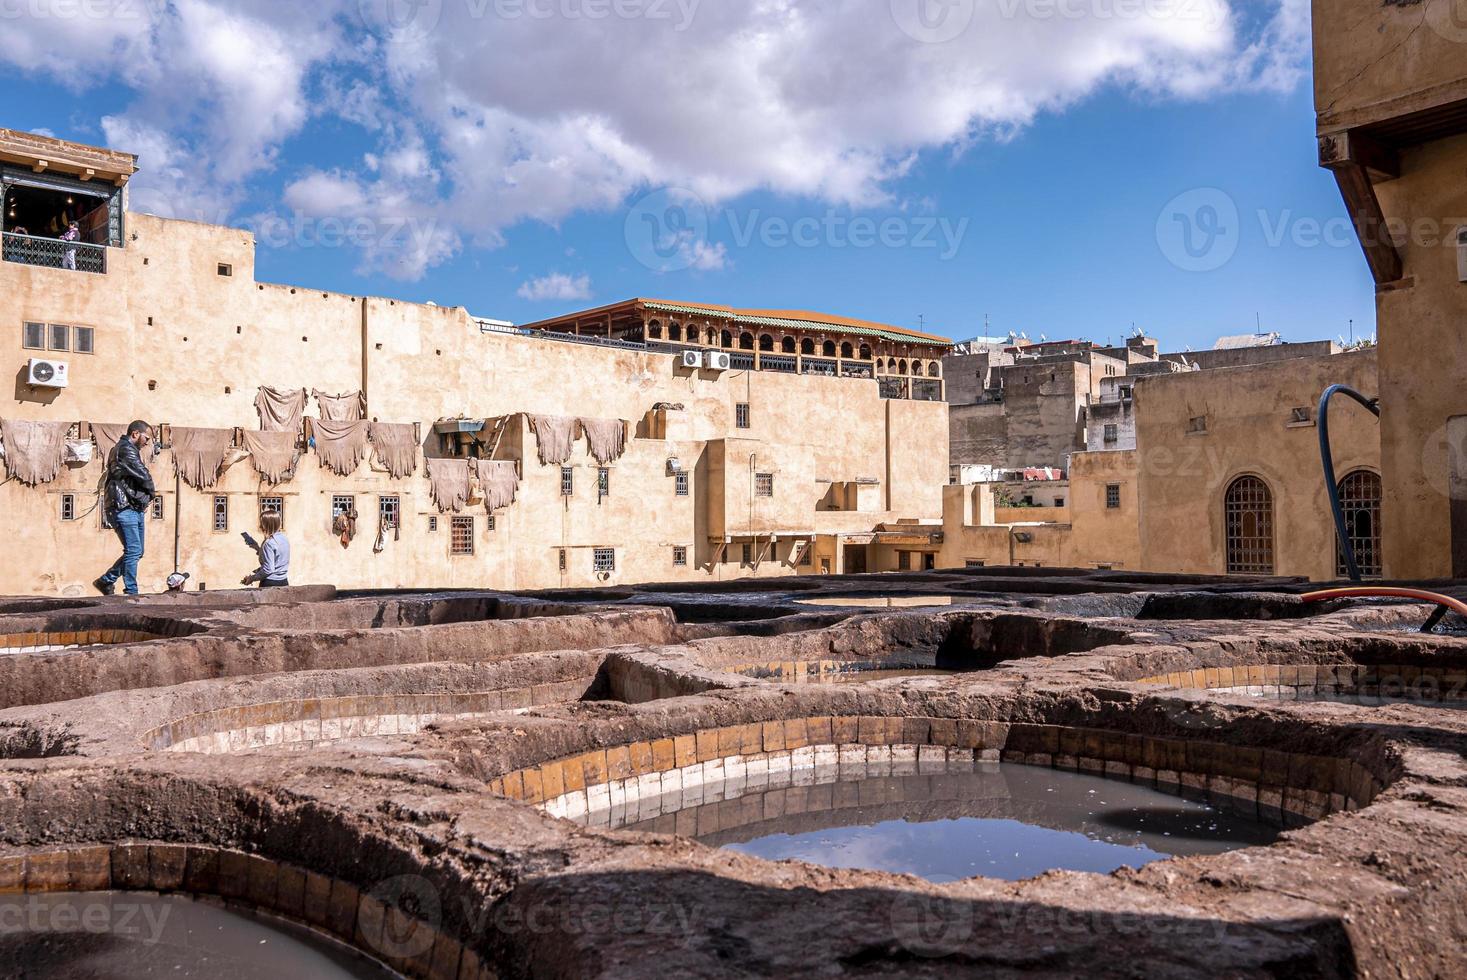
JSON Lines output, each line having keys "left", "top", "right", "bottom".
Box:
{"left": 579, "top": 417, "right": 629, "bottom": 465}
{"left": 425, "top": 457, "right": 471, "bottom": 513}
{"left": 310, "top": 419, "right": 369, "bottom": 476}
{"left": 254, "top": 387, "right": 308, "bottom": 433}
{"left": 170, "top": 427, "right": 234, "bottom": 490}
{"left": 474, "top": 459, "right": 520, "bottom": 512}
{"left": 527, "top": 414, "right": 580, "bottom": 466}
{"left": 0, "top": 419, "right": 70, "bottom": 486}
{"left": 313, "top": 389, "right": 367, "bottom": 422}
{"left": 369, "top": 422, "right": 418, "bottom": 479}
{"left": 241, "top": 430, "right": 301, "bottom": 485}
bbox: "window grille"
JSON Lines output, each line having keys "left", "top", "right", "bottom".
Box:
{"left": 213, "top": 495, "right": 229, "bottom": 531}
{"left": 151, "top": 496, "right": 164, "bottom": 520}
{"left": 561, "top": 467, "right": 574, "bottom": 496}
{"left": 22, "top": 322, "right": 44, "bottom": 350}
{"left": 451, "top": 516, "right": 474, "bottom": 555}
{"left": 74, "top": 326, "right": 94, "bottom": 354}
{"left": 60, "top": 494, "right": 75, "bottom": 521}
{"left": 379, "top": 495, "right": 401, "bottom": 528}
{"left": 593, "top": 548, "right": 616, "bottom": 572}
{"left": 1224, "top": 476, "right": 1274, "bottom": 575}
{"left": 675, "top": 473, "right": 689, "bottom": 496}
{"left": 755, "top": 473, "right": 774, "bottom": 497}
{"left": 1106, "top": 485, "right": 1121, "bottom": 509}
{"left": 259, "top": 495, "right": 284, "bottom": 528}
{"left": 672, "top": 546, "right": 688, "bottom": 567}
{"left": 49, "top": 323, "right": 69, "bottom": 351}
{"left": 736, "top": 403, "right": 750, "bottom": 429}
{"left": 598, "top": 467, "right": 610, "bottom": 496}
{"left": 898, "top": 551, "right": 912, "bottom": 571}
{"left": 1336, "top": 470, "right": 1383, "bottom": 578}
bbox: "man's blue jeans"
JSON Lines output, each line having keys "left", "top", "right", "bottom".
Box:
{"left": 101, "top": 508, "right": 146, "bottom": 595}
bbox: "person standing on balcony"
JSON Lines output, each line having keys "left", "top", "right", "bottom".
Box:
{"left": 60, "top": 221, "right": 79, "bottom": 270}
{"left": 94, "top": 421, "right": 156, "bottom": 596}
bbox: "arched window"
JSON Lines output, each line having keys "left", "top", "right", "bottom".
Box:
{"left": 1337, "top": 470, "right": 1383, "bottom": 578}
{"left": 840, "top": 342, "right": 853, "bottom": 359}
{"left": 648, "top": 321, "right": 662, "bottom": 339}
{"left": 781, "top": 336, "right": 796, "bottom": 354}
{"left": 801, "top": 338, "right": 815, "bottom": 356}
{"left": 721, "top": 330, "right": 733, "bottom": 348}
{"left": 759, "top": 334, "right": 774, "bottom": 352}
{"left": 706, "top": 327, "right": 718, "bottom": 345}
{"left": 859, "top": 345, "right": 871, "bottom": 360}
{"left": 739, "top": 332, "right": 754, "bottom": 350}
{"left": 899, "top": 359, "right": 908, "bottom": 374}
{"left": 929, "top": 361, "right": 941, "bottom": 377}
{"left": 668, "top": 323, "right": 681, "bottom": 341}
{"left": 1225, "top": 476, "right": 1275, "bottom": 575}
{"left": 822, "top": 340, "right": 837, "bottom": 357}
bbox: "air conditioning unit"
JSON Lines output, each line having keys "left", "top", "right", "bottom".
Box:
{"left": 681, "top": 350, "right": 704, "bottom": 369}
{"left": 706, "top": 351, "right": 732, "bottom": 371}
{"left": 27, "top": 358, "right": 68, "bottom": 388}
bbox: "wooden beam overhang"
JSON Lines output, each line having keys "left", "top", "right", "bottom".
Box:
{"left": 1319, "top": 130, "right": 1404, "bottom": 286}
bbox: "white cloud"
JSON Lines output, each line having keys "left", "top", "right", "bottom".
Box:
{"left": 517, "top": 272, "right": 593, "bottom": 302}
{"left": 0, "top": 0, "right": 1311, "bottom": 279}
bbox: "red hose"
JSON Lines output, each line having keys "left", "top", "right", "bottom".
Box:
{"left": 1301, "top": 587, "right": 1467, "bottom": 620}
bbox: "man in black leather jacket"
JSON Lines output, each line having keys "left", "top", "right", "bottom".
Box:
{"left": 94, "top": 421, "right": 156, "bottom": 596}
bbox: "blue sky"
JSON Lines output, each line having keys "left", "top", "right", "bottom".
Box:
{"left": 0, "top": 0, "right": 1368, "bottom": 351}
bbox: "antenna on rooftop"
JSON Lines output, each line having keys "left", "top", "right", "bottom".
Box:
{"left": 918, "top": 314, "right": 926, "bottom": 331}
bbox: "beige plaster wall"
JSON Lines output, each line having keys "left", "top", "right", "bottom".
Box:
{"left": 1135, "top": 350, "right": 1380, "bottom": 580}
{"left": 1, "top": 213, "right": 948, "bottom": 596}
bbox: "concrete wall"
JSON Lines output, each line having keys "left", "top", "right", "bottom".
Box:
{"left": 948, "top": 402, "right": 1007, "bottom": 470}
{"left": 1162, "top": 341, "right": 1342, "bottom": 373}
{"left": 1, "top": 213, "right": 949, "bottom": 596}
{"left": 1135, "top": 350, "right": 1379, "bottom": 580}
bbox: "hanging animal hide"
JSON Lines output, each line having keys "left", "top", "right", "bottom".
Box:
{"left": 0, "top": 419, "right": 69, "bottom": 486}
{"left": 241, "top": 430, "right": 301, "bottom": 485}
{"left": 369, "top": 422, "right": 418, "bottom": 479}
{"left": 580, "top": 417, "right": 629, "bottom": 465}
{"left": 254, "top": 387, "right": 308, "bottom": 433}
{"left": 170, "top": 427, "right": 234, "bottom": 490}
{"left": 311, "top": 419, "right": 369, "bottom": 476}
{"left": 425, "top": 457, "right": 471, "bottom": 513}
{"left": 90, "top": 422, "right": 131, "bottom": 452}
{"left": 527, "top": 414, "right": 580, "bottom": 466}
{"left": 474, "top": 459, "right": 520, "bottom": 512}
{"left": 313, "top": 389, "right": 367, "bottom": 422}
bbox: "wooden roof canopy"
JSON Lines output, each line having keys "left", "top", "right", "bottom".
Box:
{"left": 520, "top": 298, "right": 954, "bottom": 348}
{"left": 0, "top": 129, "right": 138, "bottom": 186}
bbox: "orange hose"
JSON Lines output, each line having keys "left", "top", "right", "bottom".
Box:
{"left": 1301, "top": 587, "right": 1467, "bottom": 620}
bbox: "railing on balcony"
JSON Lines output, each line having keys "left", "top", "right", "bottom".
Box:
{"left": 913, "top": 379, "right": 944, "bottom": 401}
{"left": 759, "top": 353, "right": 797, "bottom": 373}
{"left": 879, "top": 377, "right": 909, "bottom": 400}
{"left": 802, "top": 357, "right": 838, "bottom": 377}
{"left": 730, "top": 353, "right": 756, "bottom": 371}
{"left": 2, "top": 232, "right": 107, "bottom": 274}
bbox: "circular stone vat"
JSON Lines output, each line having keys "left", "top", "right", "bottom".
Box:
{"left": 0, "top": 891, "right": 394, "bottom": 979}
{"left": 730, "top": 660, "right": 957, "bottom": 685}
{"left": 1138, "top": 664, "right": 1467, "bottom": 710}
{"left": 0, "top": 628, "right": 171, "bottom": 654}
{"left": 795, "top": 595, "right": 957, "bottom": 609}
{"left": 607, "top": 760, "right": 1277, "bottom": 882}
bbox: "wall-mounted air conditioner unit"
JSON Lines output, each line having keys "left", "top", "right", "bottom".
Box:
{"left": 667, "top": 457, "right": 684, "bottom": 475}
{"left": 705, "top": 352, "right": 732, "bottom": 371}
{"left": 26, "top": 358, "right": 68, "bottom": 389}
{"left": 681, "top": 350, "right": 704, "bottom": 369}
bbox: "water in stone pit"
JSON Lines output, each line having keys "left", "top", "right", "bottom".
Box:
{"left": 795, "top": 595, "right": 958, "bottom": 608}
{"left": 620, "top": 764, "right": 1279, "bottom": 883}
{"left": 0, "top": 892, "right": 396, "bottom": 979}
{"left": 789, "top": 668, "right": 954, "bottom": 684}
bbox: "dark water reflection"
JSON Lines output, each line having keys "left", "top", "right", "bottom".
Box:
{"left": 0, "top": 892, "right": 395, "bottom": 979}
{"left": 623, "top": 764, "right": 1279, "bottom": 883}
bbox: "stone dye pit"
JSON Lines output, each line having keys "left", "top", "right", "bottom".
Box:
{"left": 1, "top": 569, "right": 1466, "bottom": 976}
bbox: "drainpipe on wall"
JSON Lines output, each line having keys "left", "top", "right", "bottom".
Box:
{"left": 360, "top": 296, "right": 370, "bottom": 410}
{"left": 172, "top": 471, "right": 181, "bottom": 573}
